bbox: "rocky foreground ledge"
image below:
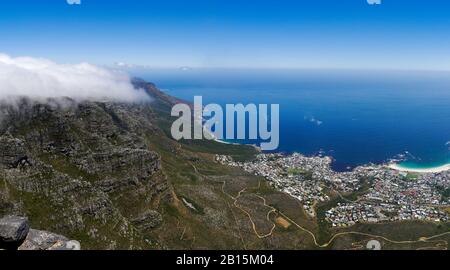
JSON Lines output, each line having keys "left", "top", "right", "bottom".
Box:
{"left": 0, "top": 216, "right": 80, "bottom": 250}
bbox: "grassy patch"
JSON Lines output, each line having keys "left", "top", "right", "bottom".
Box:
{"left": 288, "top": 168, "right": 313, "bottom": 180}
{"left": 404, "top": 173, "right": 419, "bottom": 182}
{"left": 38, "top": 153, "right": 98, "bottom": 182}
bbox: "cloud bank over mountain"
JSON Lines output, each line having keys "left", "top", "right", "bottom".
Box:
{"left": 0, "top": 53, "right": 149, "bottom": 103}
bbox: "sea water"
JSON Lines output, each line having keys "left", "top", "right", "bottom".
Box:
{"left": 134, "top": 68, "right": 450, "bottom": 172}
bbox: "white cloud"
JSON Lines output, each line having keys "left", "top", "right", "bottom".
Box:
{"left": 0, "top": 53, "right": 150, "bottom": 103}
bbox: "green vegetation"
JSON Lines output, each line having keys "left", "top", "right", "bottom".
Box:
{"left": 288, "top": 168, "right": 313, "bottom": 180}
{"left": 38, "top": 153, "right": 98, "bottom": 182}
{"left": 437, "top": 186, "right": 450, "bottom": 199}
{"left": 154, "top": 109, "right": 258, "bottom": 162}
{"left": 315, "top": 177, "right": 373, "bottom": 245}
{"left": 443, "top": 188, "right": 450, "bottom": 199}
{"left": 403, "top": 173, "right": 419, "bottom": 182}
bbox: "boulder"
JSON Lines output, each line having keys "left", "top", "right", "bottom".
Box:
{"left": 0, "top": 216, "right": 30, "bottom": 249}
{"left": 18, "top": 229, "right": 81, "bottom": 250}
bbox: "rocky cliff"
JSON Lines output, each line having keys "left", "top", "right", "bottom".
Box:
{"left": 0, "top": 82, "right": 173, "bottom": 249}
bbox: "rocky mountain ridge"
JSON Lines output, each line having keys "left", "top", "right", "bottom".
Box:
{"left": 0, "top": 82, "right": 173, "bottom": 249}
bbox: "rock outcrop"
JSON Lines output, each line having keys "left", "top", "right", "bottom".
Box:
{"left": 0, "top": 84, "right": 172, "bottom": 249}
{"left": 0, "top": 216, "right": 29, "bottom": 249}
{"left": 0, "top": 215, "right": 79, "bottom": 250}
{"left": 131, "top": 210, "right": 163, "bottom": 230}
{"left": 19, "top": 228, "right": 80, "bottom": 250}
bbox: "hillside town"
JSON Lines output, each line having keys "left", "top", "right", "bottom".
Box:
{"left": 216, "top": 153, "right": 450, "bottom": 227}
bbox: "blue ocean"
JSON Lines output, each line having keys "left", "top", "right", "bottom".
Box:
{"left": 134, "top": 69, "right": 450, "bottom": 172}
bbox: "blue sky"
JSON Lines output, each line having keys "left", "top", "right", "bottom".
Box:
{"left": 1, "top": 0, "right": 450, "bottom": 70}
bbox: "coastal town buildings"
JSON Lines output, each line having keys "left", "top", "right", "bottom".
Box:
{"left": 216, "top": 153, "right": 450, "bottom": 227}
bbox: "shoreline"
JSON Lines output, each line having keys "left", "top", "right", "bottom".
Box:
{"left": 387, "top": 163, "right": 450, "bottom": 173}
{"left": 213, "top": 138, "right": 233, "bottom": 145}
{"left": 212, "top": 138, "right": 449, "bottom": 174}
{"left": 214, "top": 138, "right": 262, "bottom": 152}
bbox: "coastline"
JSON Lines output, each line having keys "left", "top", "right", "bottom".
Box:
{"left": 213, "top": 138, "right": 233, "bottom": 145}
{"left": 214, "top": 138, "right": 262, "bottom": 152}
{"left": 163, "top": 90, "right": 448, "bottom": 174}
{"left": 213, "top": 136, "right": 449, "bottom": 174}
{"left": 388, "top": 163, "right": 450, "bottom": 173}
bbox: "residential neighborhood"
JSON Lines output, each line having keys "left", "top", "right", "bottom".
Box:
{"left": 216, "top": 153, "right": 450, "bottom": 227}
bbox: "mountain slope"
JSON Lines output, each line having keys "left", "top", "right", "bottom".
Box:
{"left": 0, "top": 82, "right": 316, "bottom": 249}
{"left": 1, "top": 81, "right": 447, "bottom": 250}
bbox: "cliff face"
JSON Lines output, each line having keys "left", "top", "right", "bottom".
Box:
{"left": 0, "top": 87, "right": 172, "bottom": 249}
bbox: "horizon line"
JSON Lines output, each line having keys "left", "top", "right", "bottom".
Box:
{"left": 115, "top": 65, "right": 450, "bottom": 74}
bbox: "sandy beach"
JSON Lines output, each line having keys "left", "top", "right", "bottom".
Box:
{"left": 388, "top": 163, "right": 450, "bottom": 173}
